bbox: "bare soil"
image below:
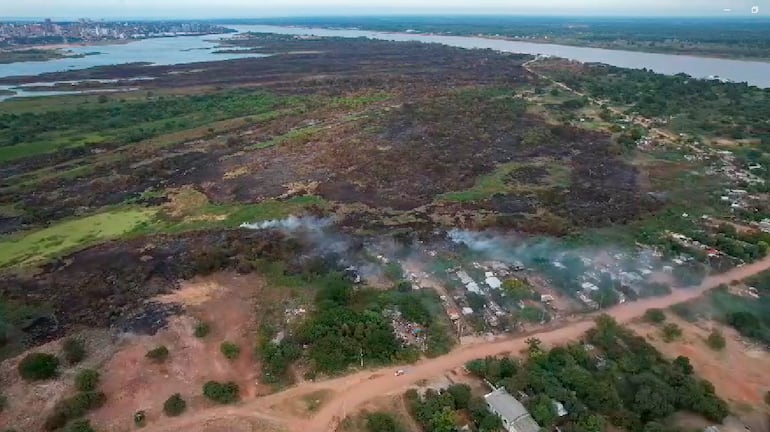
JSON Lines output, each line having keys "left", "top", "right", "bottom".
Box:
{"left": 90, "top": 272, "right": 273, "bottom": 431}
{"left": 630, "top": 315, "right": 770, "bottom": 408}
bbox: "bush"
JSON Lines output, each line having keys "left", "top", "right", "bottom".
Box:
{"left": 65, "top": 419, "right": 95, "bottom": 432}
{"left": 220, "top": 341, "right": 241, "bottom": 360}
{"left": 18, "top": 352, "right": 60, "bottom": 381}
{"left": 203, "top": 381, "right": 239, "bottom": 404}
{"left": 0, "top": 394, "right": 6, "bottom": 412}
{"left": 75, "top": 369, "right": 100, "bottom": 392}
{"left": 57, "top": 391, "right": 107, "bottom": 418}
{"left": 63, "top": 338, "right": 87, "bottom": 365}
{"left": 45, "top": 392, "right": 107, "bottom": 431}
{"left": 134, "top": 410, "right": 147, "bottom": 427}
{"left": 146, "top": 345, "right": 169, "bottom": 363}
{"left": 194, "top": 322, "right": 210, "bottom": 338}
{"left": 662, "top": 323, "right": 683, "bottom": 342}
{"left": 366, "top": 412, "right": 405, "bottom": 432}
{"left": 163, "top": 393, "right": 187, "bottom": 416}
{"left": 706, "top": 330, "right": 726, "bottom": 350}
{"left": 765, "top": 391, "right": 770, "bottom": 406}
{"left": 644, "top": 308, "right": 666, "bottom": 324}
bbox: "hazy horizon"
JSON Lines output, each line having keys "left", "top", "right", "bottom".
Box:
{"left": 1, "top": 0, "right": 766, "bottom": 19}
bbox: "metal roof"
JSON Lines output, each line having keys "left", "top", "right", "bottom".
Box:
{"left": 484, "top": 388, "right": 541, "bottom": 432}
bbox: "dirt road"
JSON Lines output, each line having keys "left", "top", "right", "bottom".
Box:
{"left": 141, "top": 256, "right": 770, "bottom": 432}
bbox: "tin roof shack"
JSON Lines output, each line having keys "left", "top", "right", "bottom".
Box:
{"left": 484, "top": 388, "right": 541, "bottom": 432}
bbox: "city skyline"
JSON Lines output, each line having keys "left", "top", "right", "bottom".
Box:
{"left": 1, "top": 0, "right": 765, "bottom": 19}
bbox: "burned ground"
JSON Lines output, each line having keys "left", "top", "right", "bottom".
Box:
{"left": 0, "top": 34, "right": 660, "bottom": 355}
{"left": 0, "top": 229, "right": 304, "bottom": 348}
{"left": 0, "top": 34, "right": 655, "bottom": 238}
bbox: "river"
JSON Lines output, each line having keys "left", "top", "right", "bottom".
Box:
{"left": 1, "top": 24, "right": 770, "bottom": 88}
{"left": 232, "top": 25, "right": 770, "bottom": 88}
{"left": 0, "top": 32, "right": 266, "bottom": 79}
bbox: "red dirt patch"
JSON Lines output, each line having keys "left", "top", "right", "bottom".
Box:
{"left": 89, "top": 272, "right": 273, "bottom": 431}
{"left": 630, "top": 315, "right": 770, "bottom": 407}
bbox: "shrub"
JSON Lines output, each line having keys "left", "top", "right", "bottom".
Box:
{"left": 163, "top": 393, "right": 187, "bottom": 417}
{"left": 706, "top": 329, "right": 726, "bottom": 351}
{"left": 194, "top": 322, "right": 211, "bottom": 338}
{"left": 65, "top": 419, "right": 95, "bottom": 432}
{"left": 644, "top": 308, "right": 666, "bottom": 323}
{"left": 220, "top": 342, "right": 241, "bottom": 360}
{"left": 662, "top": 323, "right": 683, "bottom": 342}
{"left": 63, "top": 338, "right": 87, "bottom": 364}
{"left": 134, "top": 410, "right": 147, "bottom": 427}
{"left": 45, "top": 392, "right": 106, "bottom": 431}
{"left": 57, "top": 391, "right": 107, "bottom": 418}
{"left": 765, "top": 391, "right": 770, "bottom": 406}
{"left": 203, "top": 381, "right": 239, "bottom": 404}
{"left": 0, "top": 394, "right": 6, "bottom": 412}
{"left": 75, "top": 369, "right": 100, "bottom": 392}
{"left": 18, "top": 352, "right": 60, "bottom": 381}
{"left": 146, "top": 345, "right": 169, "bottom": 363}
{"left": 366, "top": 412, "right": 405, "bottom": 432}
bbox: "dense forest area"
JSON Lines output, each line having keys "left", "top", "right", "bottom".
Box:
{"left": 536, "top": 63, "right": 770, "bottom": 140}
{"left": 465, "top": 316, "right": 728, "bottom": 432}
{"left": 257, "top": 269, "right": 454, "bottom": 384}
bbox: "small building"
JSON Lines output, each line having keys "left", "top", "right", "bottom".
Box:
{"left": 486, "top": 276, "right": 503, "bottom": 290}
{"left": 484, "top": 388, "right": 541, "bottom": 432}
{"left": 462, "top": 307, "right": 474, "bottom": 316}
{"left": 552, "top": 401, "right": 568, "bottom": 417}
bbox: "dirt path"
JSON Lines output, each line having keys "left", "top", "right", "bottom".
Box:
{"left": 140, "top": 256, "right": 770, "bottom": 432}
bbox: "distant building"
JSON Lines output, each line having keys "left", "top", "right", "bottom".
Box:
{"left": 484, "top": 388, "right": 541, "bottom": 432}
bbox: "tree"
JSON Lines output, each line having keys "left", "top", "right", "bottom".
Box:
{"left": 661, "top": 323, "right": 682, "bottom": 342}
{"left": 502, "top": 279, "right": 532, "bottom": 301}
{"left": 526, "top": 337, "right": 543, "bottom": 356}
{"left": 643, "top": 421, "right": 666, "bottom": 432}
{"left": 644, "top": 308, "right": 666, "bottom": 324}
{"left": 64, "top": 419, "right": 95, "bottom": 432}
{"left": 18, "top": 352, "right": 59, "bottom": 381}
{"left": 765, "top": 390, "right": 770, "bottom": 406}
{"left": 220, "top": 342, "right": 241, "bottom": 360}
{"left": 529, "top": 395, "right": 558, "bottom": 427}
{"left": 478, "top": 413, "right": 502, "bottom": 432}
{"left": 366, "top": 412, "right": 405, "bottom": 432}
{"left": 203, "top": 381, "right": 239, "bottom": 404}
{"left": 63, "top": 338, "right": 87, "bottom": 365}
{"left": 673, "top": 356, "right": 694, "bottom": 375}
{"left": 706, "top": 330, "right": 726, "bottom": 350}
{"left": 163, "top": 393, "right": 186, "bottom": 416}
{"left": 430, "top": 407, "right": 457, "bottom": 432}
{"left": 447, "top": 384, "right": 472, "bottom": 410}
{"left": 146, "top": 345, "right": 169, "bottom": 363}
{"left": 194, "top": 322, "right": 210, "bottom": 338}
{"left": 75, "top": 369, "right": 100, "bottom": 392}
{"left": 574, "top": 414, "right": 606, "bottom": 432}
{"left": 0, "top": 394, "right": 6, "bottom": 413}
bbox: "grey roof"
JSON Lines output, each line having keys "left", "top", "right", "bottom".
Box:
{"left": 484, "top": 388, "right": 541, "bottom": 432}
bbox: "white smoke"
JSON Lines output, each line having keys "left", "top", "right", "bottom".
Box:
{"left": 240, "top": 216, "right": 333, "bottom": 232}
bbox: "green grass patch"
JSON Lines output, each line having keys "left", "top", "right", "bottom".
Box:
{"left": 438, "top": 159, "right": 570, "bottom": 203}
{"left": 0, "top": 90, "right": 294, "bottom": 163}
{"left": 0, "top": 208, "right": 154, "bottom": 268}
{"left": 246, "top": 126, "right": 323, "bottom": 150}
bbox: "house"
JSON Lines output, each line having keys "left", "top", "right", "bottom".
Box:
{"left": 484, "top": 388, "right": 541, "bottom": 432}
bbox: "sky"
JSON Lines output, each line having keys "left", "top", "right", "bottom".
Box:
{"left": 1, "top": 0, "right": 765, "bottom": 19}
